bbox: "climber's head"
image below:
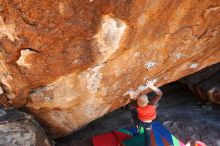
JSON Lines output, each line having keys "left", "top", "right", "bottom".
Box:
{"left": 137, "top": 94, "right": 149, "bottom": 107}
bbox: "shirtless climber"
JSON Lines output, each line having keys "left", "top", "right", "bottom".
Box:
{"left": 129, "top": 81, "right": 163, "bottom": 146}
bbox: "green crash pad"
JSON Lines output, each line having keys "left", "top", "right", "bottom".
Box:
{"left": 122, "top": 134, "right": 145, "bottom": 146}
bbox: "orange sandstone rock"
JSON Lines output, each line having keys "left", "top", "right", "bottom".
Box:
{"left": 0, "top": 0, "right": 220, "bottom": 138}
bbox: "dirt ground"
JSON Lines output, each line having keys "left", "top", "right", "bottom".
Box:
{"left": 56, "top": 82, "right": 220, "bottom": 146}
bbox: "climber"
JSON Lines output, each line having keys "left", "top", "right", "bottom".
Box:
{"left": 130, "top": 80, "right": 163, "bottom": 146}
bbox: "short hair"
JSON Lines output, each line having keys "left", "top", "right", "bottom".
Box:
{"left": 137, "top": 94, "right": 149, "bottom": 107}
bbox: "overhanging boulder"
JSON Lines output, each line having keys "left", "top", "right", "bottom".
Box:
{"left": 0, "top": 0, "right": 220, "bottom": 138}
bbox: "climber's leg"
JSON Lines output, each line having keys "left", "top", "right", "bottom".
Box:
{"left": 144, "top": 122, "right": 151, "bottom": 146}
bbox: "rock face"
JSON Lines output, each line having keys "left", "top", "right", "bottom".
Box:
{"left": 0, "top": 0, "right": 220, "bottom": 138}
{"left": 0, "top": 109, "right": 51, "bottom": 146}
{"left": 181, "top": 63, "right": 220, "bottom": 104}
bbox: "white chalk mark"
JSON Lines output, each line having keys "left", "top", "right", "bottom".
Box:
{"left": 123, "top": 79, "right": 158, "bottom": 99}
{"left": 144, "top": 61, "right": 158, "bottom": 70}
{"left": 190, "top": 63, "right": 198, "bottom": 68}
{"left": 123, "top": 89, "right": 137, "bottom": 99}
{"left": 86, "top": 63, "right": 105, "bottom": 92}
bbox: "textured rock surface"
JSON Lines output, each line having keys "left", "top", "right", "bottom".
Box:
{"left": 0, "top": 0, "right": 220, "bottom": 137}
{"left": 0, "top": 109, "right": 51, "bottom": 146}
{"left": 181, "top": 63, "right": 220, "bottom": 104}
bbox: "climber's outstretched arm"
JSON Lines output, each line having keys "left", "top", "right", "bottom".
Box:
{"left": 146, "top": 81, "right": 162, "bottom": 105}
